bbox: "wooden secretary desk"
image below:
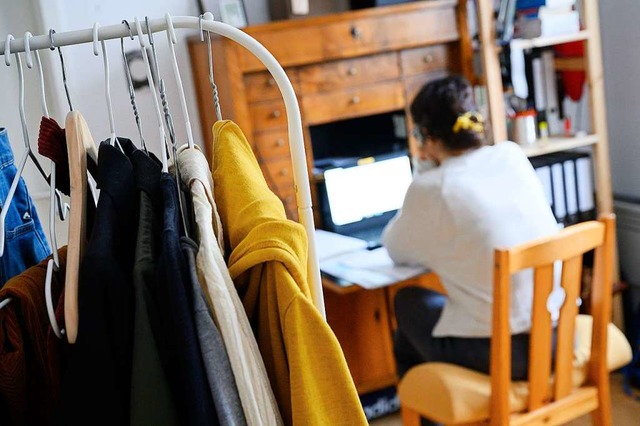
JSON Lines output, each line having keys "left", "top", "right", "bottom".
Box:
{"left": 188, "top": 0, "right": 473, "bottom": 394}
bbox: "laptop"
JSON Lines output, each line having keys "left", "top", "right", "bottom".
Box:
{"left": 319, "top": 154, "right": 413, "bottom": 247}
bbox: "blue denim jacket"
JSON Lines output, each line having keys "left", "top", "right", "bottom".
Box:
{"left": 0, "top": 128, "right": 50, "bottom": 286}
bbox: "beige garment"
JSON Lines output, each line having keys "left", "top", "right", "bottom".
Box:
{"left": 176, "top": 145, "right": 283, "bottom": 426}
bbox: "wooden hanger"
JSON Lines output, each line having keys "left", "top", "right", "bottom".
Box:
{"left": 64, "top": 111, "right": 89, "bottom": 344}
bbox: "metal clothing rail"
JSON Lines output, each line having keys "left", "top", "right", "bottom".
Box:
{"left": 1, "top": 15, "right": 326, "bottom": 318}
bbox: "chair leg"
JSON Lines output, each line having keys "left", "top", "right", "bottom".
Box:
{"left": 401, "top": 406, "right": 422, "bottom": 426}
{"left": 591, "top": 381, "right": 613, "bottom": 426}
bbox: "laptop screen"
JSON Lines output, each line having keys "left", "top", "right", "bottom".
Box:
{"left": 323, "top": 156, "right": 413, "bottom": 226}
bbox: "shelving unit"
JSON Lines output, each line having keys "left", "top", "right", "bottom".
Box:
{"left": 477, "top": 0, "right": 624, "bottom": 324}
{"left": 477, "top": 0, "right": 613, "bottom": 215}
{"left": 510, "top": 30, "right": 590, "bottom": 50}
{"left": 522, "top": 134, "right": 598, "bottom": 157}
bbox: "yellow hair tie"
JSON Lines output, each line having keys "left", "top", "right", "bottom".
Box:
{"left": 452, "top": 112, "right": 484, "bottom": 134}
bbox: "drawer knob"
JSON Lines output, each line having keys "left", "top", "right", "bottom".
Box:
{"left": 350, "top": 26, "right": 362, "bottom": 40}
{"left": 350, "top": 95, "right": 361, "bottom": 104}
{"left": 280, "top": 168, "right": 289, "bottom": 176}
{"left": 267, "top": 78, "right": 276, "bottom": 87}
{"left": 347, "top": 66, "right": 358, "bottom": 76}
{"left": 271, "top": 110, "right": 281, "bottom": 118}
{"left": 275, "top": 138, "right": 285, "bottom": 147}
{"left": 423, "top": 54, "right": 434, "bottom": 64}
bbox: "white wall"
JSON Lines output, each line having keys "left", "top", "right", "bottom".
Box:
{"left": 600, "top": 0, "right": 640, "bottom": 199}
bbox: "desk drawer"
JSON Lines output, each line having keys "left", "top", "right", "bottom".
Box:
{"left": 278, "top": 189, "right": 298, "bottom": 221}
{"left": 260, "top": 156, "right": 295, "bottom": 193}
{"left": 244, "top": 70, "right": 299, "bottom": 103}
{"left": 302, "top": 81, "right": 405, "bottom": 125}
{"left": 298, "top": 53, "right": 400, "bottom": 95}
{"left": 240, "top": 4, "right": 459, "bottom": 72}
{"left": 249, "top": 99, "right": 287, "bottom": 131}
{"left": 400, "top": 45, "right": 452, "bottom": 76}
{"left": 252, "top": 130, "right": 290, "bottom": 161}
{"left": 404, "top": 70, "right": 450, "bottom": 106}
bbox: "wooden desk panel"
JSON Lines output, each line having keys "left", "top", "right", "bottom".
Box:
{"left": 323, "top": 272, "right": 444, "bottom": 394}
{"left": 325, "top": 288, "right": 397, "bottom": 394}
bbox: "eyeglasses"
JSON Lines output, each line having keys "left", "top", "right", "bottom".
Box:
{"left": 411, "top": 127, "right": 425, "bottom": 145}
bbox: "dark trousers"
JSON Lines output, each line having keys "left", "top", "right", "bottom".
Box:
{"left": 394, "top": 287, "right": 536, "bottom": 425}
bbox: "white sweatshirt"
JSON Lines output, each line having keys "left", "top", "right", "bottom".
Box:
{"left": 382, "top": 141, "right": 559, "bottom": 337}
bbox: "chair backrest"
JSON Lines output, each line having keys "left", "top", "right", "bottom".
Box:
{"left": 490, "top": 214, "right": 615, "bottom": 425}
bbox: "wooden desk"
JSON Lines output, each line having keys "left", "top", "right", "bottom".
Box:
{"left": 323, "top": 272, "right": 444, "bottom": 394}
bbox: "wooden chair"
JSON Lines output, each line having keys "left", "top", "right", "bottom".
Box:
{"left": 398, "top": 215, "right": 633, "bottom": 425}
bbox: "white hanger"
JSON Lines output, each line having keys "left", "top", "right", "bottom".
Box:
{"left": 164, "top": 13, "right": 195, "bottom": 149}
{"left": 199, "top": 13, "right": 222, "bottom": 121}
{"left": 93, "top": 22, "right": 118, "bottom": 149}
{"left": 132, "top": 17, "right": 169, "bottom": 172}
{"left": 48, "top": 30, "right": 98, "bottom": 172}
{"left": 0, "top": 35, "right": 33, "bottom": 257}
{"left": 25, "top": 32, "right": 70, "bottom": 223}
{"left": 119, "top": 21, "right": 147, "bottom": 154}
{"left": 25, "top": 31, "right": 65, "bottom": 338}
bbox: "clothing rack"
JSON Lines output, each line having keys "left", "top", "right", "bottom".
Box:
{"left": 1, "top": 15, "right": 325, "bottom": 318}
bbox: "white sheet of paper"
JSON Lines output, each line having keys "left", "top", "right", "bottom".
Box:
{"left": 315, "top": 229, "right": 368, "bottom": 261}
{"left": 320, "top": 247, "right": 429, "bottom": 290}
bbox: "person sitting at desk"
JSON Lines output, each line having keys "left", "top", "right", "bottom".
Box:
{"left": 381, "top": 75, "right": 559, "bottom": 384}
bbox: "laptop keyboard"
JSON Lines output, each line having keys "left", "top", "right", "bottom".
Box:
{"left": 348, "top": 226, "right": 385, "bottom": 246}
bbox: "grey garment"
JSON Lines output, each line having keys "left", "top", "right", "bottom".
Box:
{"left": 130, "top": 192, "right": 179, "bottom": 426}
{"left": 181, "top": 237, "right": 248, "bottom": 426}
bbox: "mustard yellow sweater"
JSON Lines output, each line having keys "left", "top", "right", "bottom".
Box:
{"left": 210, "top": 120, "right": 367, "bottom": 425}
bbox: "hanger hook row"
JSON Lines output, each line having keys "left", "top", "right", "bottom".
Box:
{"left": 5, "top": 34, "right": 14, "bottom": 67}
{"left": 92, "top": 22, "right": 100, "bottom": 56}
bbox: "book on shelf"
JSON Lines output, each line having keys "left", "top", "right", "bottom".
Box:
{"left": 315, "top": 230, "right": 429, "bottom": 289}
{"left": 497, "top": 0, "right": 518, "bottom": 44}
{"left": 514, "top": 47, "right": 563, "bottom": 136}
{"left": 529, "top": 151, "right": 595, "bottom": 226}
{"left": 542, "top": 49, "right": 562, "bottom": 135}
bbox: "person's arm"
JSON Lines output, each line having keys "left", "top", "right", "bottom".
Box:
{"left": 382, "top": 180, "right": 439, "bottom": 266}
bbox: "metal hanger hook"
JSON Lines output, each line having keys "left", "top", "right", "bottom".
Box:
{"left": 4, "top": 34, "right": 14, "bottom": 67}
{"left": 48, "top": 28, "right": 73, "bottom": 111}
{"left": 199, "top": 14, "right": 205, "bottom": 41}
{"left": 145, "top": 16, "right": 156, "bottom": 47}
{"left": 199, "top": 13, "right": 222, "bottom": 121}
{"left": 164, "top": 13, "right": 177, "bottom": 44}
{"left": 199, "top": 12, "right": 215, "bottom": 41}
{"left": 133, "top": 17, "right": 147, "bottom": 48}
{"left": 122, "top": 20, "right": 134, "bottom": 40}
{"left": 24, "top": 32, "right": 34, "bottom": 69}
{"left": 92, "top": 22, "right": 101, "bottom": 56}
{"left": 49, "top": 29, "right": 56, "bottom": 51}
